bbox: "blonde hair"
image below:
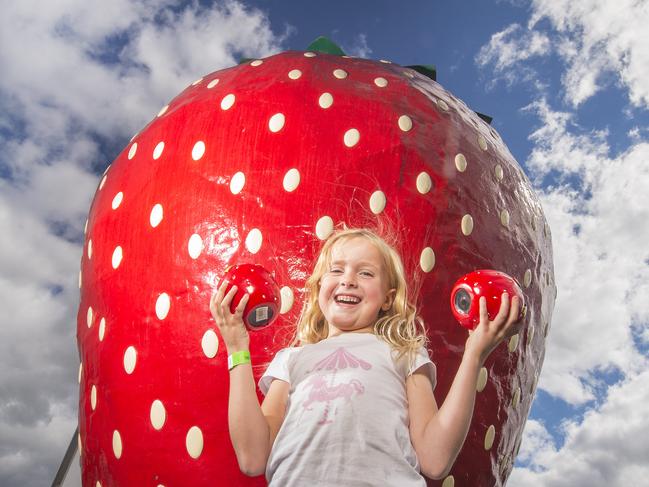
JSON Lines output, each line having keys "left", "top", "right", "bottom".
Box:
{"left": 288, "top": 226, "right": 428, "bottom": 371}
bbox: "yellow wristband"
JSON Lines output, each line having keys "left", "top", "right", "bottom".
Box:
{"left": 228, "top": 350, "right": 251, "bottom": 371}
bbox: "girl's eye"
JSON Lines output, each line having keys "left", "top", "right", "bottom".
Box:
{"left": 361, "top": 271, "right": 373, "bottom": 277}
{"left": 330, "top": 268, "right": 342, "bottom": 273}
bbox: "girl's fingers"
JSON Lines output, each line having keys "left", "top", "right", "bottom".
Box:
{"left": 507, "top": 297, "right": 522, "bottom": 329}
{"left": 221, "top": 285, "right": 238, "bottom": 314}
{"left": 494, "top": 292, "right": 510, "bottom": 325}
{"left": 479, "top": 296, "right": 488, "bottom": 325}
{"left": 235, "top": 293, "right": 249, "bottom": 315}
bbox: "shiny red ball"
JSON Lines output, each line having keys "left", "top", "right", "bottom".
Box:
{"left": 221, "top": 263, "right": 282, "bottom": 330}
{"left": 450, "top": 270, "right": 526, "bottom": 330}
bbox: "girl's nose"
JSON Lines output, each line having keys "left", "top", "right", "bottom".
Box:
{"left": 341, "top": 272, "right": 357, "bottom": 287}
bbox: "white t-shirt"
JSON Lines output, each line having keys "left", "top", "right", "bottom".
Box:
{"left": 258, "top": 332, "right": 437, "bottom": 486}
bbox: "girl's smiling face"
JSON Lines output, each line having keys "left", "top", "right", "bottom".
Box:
{"left": 318, "top": 237, "right": 396, "bottom": 337}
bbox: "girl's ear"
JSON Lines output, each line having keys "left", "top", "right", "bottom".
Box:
{"left": 382, "top": 288, "right": 397, "bottom": 311}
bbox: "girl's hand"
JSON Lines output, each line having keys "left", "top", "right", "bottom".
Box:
{"left": 464, "top": 292, "right": 523, "bottom": 365}
{"left": 209, "top": 279, "right": 251, "bottom": 353}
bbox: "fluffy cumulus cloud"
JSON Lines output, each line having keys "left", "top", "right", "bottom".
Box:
{"left": 0, "top": 1, "right": 287, "bottom": 485}
{"left": 476, "top": 0, "right": 649, "bottom": 484}
{"left": 511, "top": 370, "right": 649, "bottom": 485}
{"left": 525, "top": 99, "right": 649, "bottom": 404}
{"left": 477, "top": 0, "right": 649, "bottom": 108}
{"left": 476, "top": 23, "right": 551, "bottom": 87}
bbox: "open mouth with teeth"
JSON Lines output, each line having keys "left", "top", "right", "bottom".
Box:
{"left": 334, "top": 295, "right": 361, "bottom": 305}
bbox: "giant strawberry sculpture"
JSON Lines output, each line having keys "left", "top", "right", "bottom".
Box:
{"left": 77, "top": 37, "right": 555, "bottom": 486}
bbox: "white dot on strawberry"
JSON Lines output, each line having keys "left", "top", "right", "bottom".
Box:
{"left": 374, "top": 77, "right": 388, "bottom": 87}
{"left": 111, "top": 246, "right": 123, "bottom": 269}
{"left": 477, "top": 367, "right": 488, "bottom": 392}
{"left": 280, "top": 286, "right": 294, "bottom": 313}
{"left": 188, "top": 234, "right": 203, "bottom": 260}
{"left": 512, "top": 387, "right": 521, "bottom": 408}
{"left": 112, "top": 430, "right": 122, "bottom": 458}
{"left": 201, "top": 330, "right": 218, "bottom": 358}
{"left": 111, "top": 191, "right": 123, "bottom": 210}
{"left": 78, "top": 270, "right": 82, "bottom": 289}
{"left": 230, "top": 171, "right": 245, "bottom": 194}
{"left": 191, "top": 77, "right": 203, "bottom": 86}
{"left": 461, "top": 214, "right": 474, "bottom": 235}
{"left": 90, "top": 385, "right": 97, "bottom": 410}
{"left": 157, "top": 105, "right": 168, "bottom": 117}
{"left": 207, "top": 78, "right": 220, "bottom": 89}
{"left": 333, "top": 68, "right": 347, "bottom": 79}
{"left": 437, "top": 98, "right": 449, "bottom": 111}
{"left": 420, "top": 247, "right": 435, "bottom": 273}
{"left": 478, "top": 134, "right": 488, "bottom": 151}
{"left": 155, "top": 293, "right": 170, "bottom": 320}
{"left": 398, "top": 115, "right": 413, "bottom": 132}
{"left": 87, "top": 239, "right": 92, "bottom": 259}
{"left": 315, "top": 215, "right": 334, "bottom": 240}
{"left": 86, "top": 306, "right": 93, "bottom": 328}
{"left": 508, "top": 334, "right": 519, "bottom": 353}
{"left": 186, "top": 426, "right": 204, "bottom": 459}
{"left": 524, "top": 269, "right": 532, "bottom": 287}
{"left": 416, "top": 172, "right": 432, "bottom": 194}
{"left": 343, "top": 128, "right": 360, "bottom": 147}
{"left": 318, "top": 92, "right": 333, "bottom": 109}
{"left": 282, "top": 168, "right": 300, "bottom": 192}
{"left": 500, "top": 209, "right": 510, "bottom": 227}
{"left": 495, "top": 164, "right": 504, "bottom": 180}
{"left": 484, "top": 425, "right": 496, "bottom": 450}
{"left": 245, "top": 228, "right": 262, "bottom": 254}
{"left": 220, "top": 93, "right": 235, "bottom": 110}
{"left": 150, "top": 204, "right": 163, "bottom": 227}
{"left": 123, "top": 346, "right": 137, "bottom": 374}
{"left": 150, "top": 400, "right": 166, "bottom": 430}
{"left": 455, "top": 153, "right": 468, "bottom": 172}
{"left": 288, "top": 69, "right": 302, "bottom": 80}
{"left": 268, "top": 113, "right": 285, "bottom": 133}
{"left": 303, "top": 51, "right": 316, "bottom": 57}
{"left": 78, "top": 362, "right": 82, "bottom": 384}
{"left": 127, "top": 143, "right": 137, "bottom": 160}
{"left": 191, "top": 141, "right": 205, "bottom": 161}
{"left": 153, "top": 141, "right": 165, "bottom": 160}
{"left": 369, "top": 190, "right": 386, "bottom": 214}
{"left": 99, "top": 174, "right": 107, "bottom": 190}
{"left": 98, "top": 317, "right": 105, "bottom": 341}
{"left": 250, "top": 59, "right": 263, "bottom": 67}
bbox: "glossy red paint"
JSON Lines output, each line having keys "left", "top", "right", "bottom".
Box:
{"left": 451, "top": 269, "right": 526, "bottom": 330}
{"left": 77, "top": 46, "right": 555, "bottom": 486}
{"left": 221, "top": 263, "right": 281, "bottom": 330}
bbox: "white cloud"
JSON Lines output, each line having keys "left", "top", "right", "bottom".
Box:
{"left": 512, "top": 369, "right": 649, "bottom": 485}
{"left": 522, "top": 99, "right": 649, "bottom": 404}
{"left": 340, "top": 33, "right": 373, "bottom": 59}
{"left": 0, "top": 1, "right": 287, "bottom": 485}
{"left": 476, "top": 0, "right": 649, "bottom": 108}
{"left": 476, "top": 23, "right": 551, "bottom": 87}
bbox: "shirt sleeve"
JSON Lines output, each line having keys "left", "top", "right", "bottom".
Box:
{"left": 258, "top": 347, "right": 293, "bottom": 396}
{"left": 407, "top": 346, "right": 437, "bottom": 391}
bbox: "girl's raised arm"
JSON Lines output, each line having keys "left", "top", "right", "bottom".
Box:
{"left": 408, "top": 293, "right": 522, "bottom": 479}
{"left": 210, "top": 280, "right": 276, "bottom": 476}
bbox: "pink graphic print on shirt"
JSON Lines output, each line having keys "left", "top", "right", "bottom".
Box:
{"left": 302, "top": 347, "right": 372, "bottom": 425}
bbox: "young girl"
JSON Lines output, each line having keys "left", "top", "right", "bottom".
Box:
{"left": 210, "top": 228, "right": 522, "bottom": 485}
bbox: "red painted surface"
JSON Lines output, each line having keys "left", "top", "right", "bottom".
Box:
{"left": 451, "top": 270, "right": 526, "bottom": 330}
{"left": 77, "top": 49, "right": 555, "bottom": 486}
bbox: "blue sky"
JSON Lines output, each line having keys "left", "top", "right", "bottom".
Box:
{"left": 1, "top": 1, "right": 648, "bottom": 485}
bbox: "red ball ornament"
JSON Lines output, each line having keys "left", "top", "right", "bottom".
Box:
{"left": 221, "top": 264, "right": 281, "bottom": 330}
{"left": 450, "top": 270, "right": 526, "bottom": 330}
